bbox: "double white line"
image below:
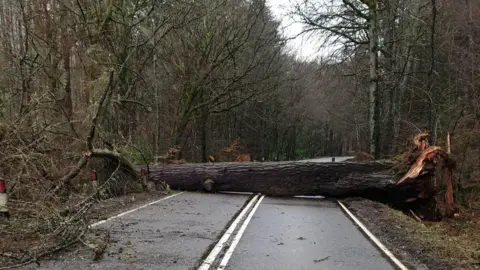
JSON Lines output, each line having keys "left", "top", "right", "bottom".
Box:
{"left": 198, "top": 194, "right": 265, "bottom": 270}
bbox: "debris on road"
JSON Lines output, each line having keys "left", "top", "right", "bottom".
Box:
{"left": 314, "top": 256, "right": 330, "bottom": 263}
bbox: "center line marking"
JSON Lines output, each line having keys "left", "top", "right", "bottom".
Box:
{"left": 198, "top": 194, "right": 260, "bottom": 270}
{"left": 217, "top": 195, "right": 265, "bottom": 270}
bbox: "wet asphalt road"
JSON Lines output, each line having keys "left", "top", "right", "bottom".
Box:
{"left": 225, "top": 197, "right": 394, "bottom": 270}
{"left": 20, "top": 156, "right": 397, "bottom": 270}
{"left": 21, "top": 193, "right": 250, "bottom": 270}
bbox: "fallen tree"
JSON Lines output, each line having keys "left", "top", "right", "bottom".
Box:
{"left": 138, "top": 161, "right": 398, "bottom": 197}
{"left": 139, "top": 132, "right": 457, "bottom": 221}
{"left": 137, "top": 159, "right": 438, "bottom": 219}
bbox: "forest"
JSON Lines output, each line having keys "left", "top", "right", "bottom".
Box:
{"left": 0, "top": 0, "right": 479, "bottom": 267}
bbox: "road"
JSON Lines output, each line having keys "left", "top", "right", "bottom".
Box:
{"left": 20, "top": 156, "right": 400, "bottom": 270}
{"left": 220, "top": 197, "right": 393, "bottom": 270}
{"left": 22, "top": 193, "right": 250, "bottom": 270}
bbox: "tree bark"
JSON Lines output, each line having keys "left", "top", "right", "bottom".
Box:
{"left": 139, "top": 160, "right": 420, "bottom": 202}
{"left": 368, "top": 3, "right": 381, "bottom": 159}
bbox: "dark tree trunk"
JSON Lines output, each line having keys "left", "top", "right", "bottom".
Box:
{"left": 139, "top": 159, "right": 448, "bottom": 220}
{"left": 139, "top": 160, "right": 431, "bottom": 205}
{"left": 200, "top": 113, "right": 208, "bottom": 163}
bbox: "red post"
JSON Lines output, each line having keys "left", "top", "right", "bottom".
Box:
{"left": 0, "top": 179, "right": 9, "bottom": 219}
{"left": 90, "top": 170, "right": 97, "bottom": 181}
{"left": 0, "top": 180, "right": 5, "bottom": 193}
{"left": 90, "top": 170, "right": 98, "bottom": 191}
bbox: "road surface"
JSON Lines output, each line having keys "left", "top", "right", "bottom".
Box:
{"left": 222, "top": 197, "right": 393, "bottom": 270}
{"left": 20, "top": 156, "right": 401, "bottom": 270}
{"left": 22, "top": 193, "right": 250, "bottom": 270}
{"left": 21, "top": 193, "right": 397, "bottom": 270}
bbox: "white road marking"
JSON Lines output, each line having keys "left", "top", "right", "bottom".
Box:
{"left": 337, "top": 200, "right": 408, "bottom": 270}
{"left": 294, "top": 195, "right": 325, "bottom": 199}
{"left": 88, "top": 192, "right": 184, "bottom": 228}
{"left": 198, "top": 194, "right": 259, "bottom": 270}
{"left": 217, "top": 195, "right": 265, "bottom": 270}
{"left": 218, "top": 191, "right": 255, "bottom": 195}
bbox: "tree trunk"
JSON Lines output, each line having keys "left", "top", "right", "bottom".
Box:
{"left": 140, "top": 161, "right": 420, "bottom": 202}
{"left": 141, "top": 160, "right": 445, "bottom": 220}
{"left": 200, "top": 113, "right": 208, "bottom": 163}
{"left": 153, "top": 23, "right": 160, "bottom": 163}
{"left": 368, "top": 3, "right": 381, "bottom": 159}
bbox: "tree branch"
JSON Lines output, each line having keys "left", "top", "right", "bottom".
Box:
{"left": 51, "top": 71, "right": 115, "bottom": 195}
{"left": 342, "top": 0, "right": 370, "bottom": 20}
{"left": 87, "top": 71, "right": 114, "bottom": 151}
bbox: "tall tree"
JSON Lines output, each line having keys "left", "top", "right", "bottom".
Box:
{"left": 292, "top": 0, "right": 382, "bottom": 158}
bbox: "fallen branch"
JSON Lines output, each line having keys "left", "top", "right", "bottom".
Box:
{"left": 50, "top": 71, "right": 140, "bottom": 196}
{"left": 0, "top": 236, "right": 84, "bottom": 270}
{"left": 86, "top": 71, "right": 113, "bottom": 152}
{"left": 49, "top": 71, "right": 114, "bottom": 195}
{"left": 409, "top": 209, "right": 425, "bottom": 226}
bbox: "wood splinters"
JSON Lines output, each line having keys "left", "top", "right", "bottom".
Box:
{"left": 409, "top": 209, "right": 425, "bottom": 226}
{"left": 397, "top": 146, "right": 443, "bottom": 185}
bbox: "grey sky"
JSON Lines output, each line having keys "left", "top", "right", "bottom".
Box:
{"left": 266, "top": 0, "right": 322, "bottom": 61}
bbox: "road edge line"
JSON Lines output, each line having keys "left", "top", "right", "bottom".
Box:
{"left": 89, "top": 191, "right": 184, "bottom": 228}
{"left": 217, "top": 195, "right": 265, "bottom": 270}
{"left": 337, "top": 200, "right": 408, "bottom": 270}
{"left": 198, "top": 194, "right": 260, "bottom": 270}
